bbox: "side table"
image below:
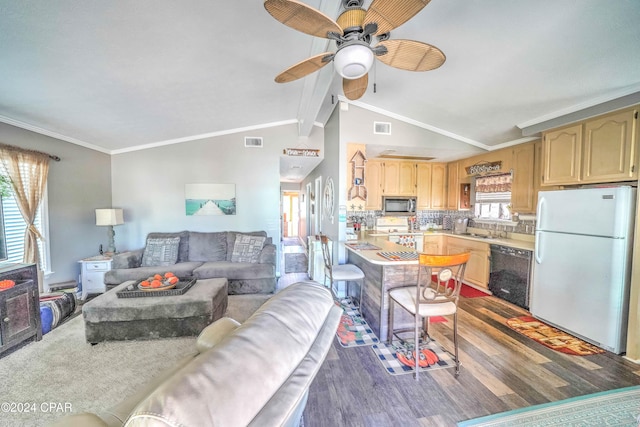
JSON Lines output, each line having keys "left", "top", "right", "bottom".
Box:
{"left": 78, "top": 255, "right": 112, "bottom": 301}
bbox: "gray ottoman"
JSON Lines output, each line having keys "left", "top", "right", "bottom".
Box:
{"left": 82, "top": 278, "right": 228, "bottom": 343}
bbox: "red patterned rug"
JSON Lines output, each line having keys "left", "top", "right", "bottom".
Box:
{"left": 506, "top": 316, "right": 605, "bottom": 356}
{"left": 460, "top": 284, "right": 488, "bottom": 298}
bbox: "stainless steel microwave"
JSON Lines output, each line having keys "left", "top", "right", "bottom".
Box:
{"left": 382, "top": 196, "right": 416, "bottom": 215}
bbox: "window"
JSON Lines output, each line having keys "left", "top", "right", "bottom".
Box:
{"left": 0, "top": 172, "right": 50, "bottom": 273}
{"left": 473, "top": 173, "right": 512, "bottom": 221}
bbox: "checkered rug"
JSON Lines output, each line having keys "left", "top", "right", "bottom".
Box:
{"left": 335, "top": 298, "right": 379, "bottom": 347}
{"left": 372, "top": 338, "right": 456, "bottom": 376}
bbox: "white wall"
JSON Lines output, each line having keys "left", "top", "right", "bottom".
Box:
{"left": 111, "top": 124, "right": 324, "bottom": 256}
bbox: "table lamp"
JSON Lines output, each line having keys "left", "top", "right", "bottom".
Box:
{"left": 95, "top": 208, "right": 124, "bottom": 253}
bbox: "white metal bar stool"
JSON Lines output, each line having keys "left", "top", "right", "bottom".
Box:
{"left": 319, "top": 234, "right": 365, "bottom": 310}
{"left": 387, "top": 252, "right": 470, "bottom": 379}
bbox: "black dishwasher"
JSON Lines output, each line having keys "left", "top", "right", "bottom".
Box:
{"left": 489, "top": 245, "right": 532, "bottom": 310}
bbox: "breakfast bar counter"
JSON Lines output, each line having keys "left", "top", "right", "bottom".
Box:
{"left": 342, "top": 229, "right": 534, "bottom": 340}
{"left": 343, "top": 235, "right": 419, "bottom": 340}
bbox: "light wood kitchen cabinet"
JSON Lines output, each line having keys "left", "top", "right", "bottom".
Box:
{"left": 423, "top": 234, "right": 444, "bottom": 254}
{"left": 542, "top": 123, "right": 583, "bottom": 185}
{"left": 416, "top": 163, "right": 446, "bottom": 210}
{"left": 365, "top": 160, "right": 384, "bottom": 210}
{"left": 416, "top": 163, "right": 432, "bottom": 209}
{"left": 582, "top": 108, "right": 638, "bottom": 183}
{"left": 446, "top": 161, "right": 460, "bottom": 210}
{"left": 383, "top": 161, "right": 416, "bottom": 196}
{"left": 430, "top": 163, "right": 447, "bottom": 209}
{"left": 511, "top": 142, "right": 536, "bottom": 213}
{"left": 542, "top": 107, "right": 639, "bottom": 186}
{"left": 445, "top": 236, "right": 490, "bottom": 289}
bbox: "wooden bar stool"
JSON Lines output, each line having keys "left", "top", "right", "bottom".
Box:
{"left": 387, "top": 252, "right": 470, "bottom": 379}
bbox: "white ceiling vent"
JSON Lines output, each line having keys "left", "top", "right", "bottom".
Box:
{"left": 373, "top": 122, "right": 391, "bottom": 135}
{"left": 244, "top": 137, "right": 263, "bottom": 148}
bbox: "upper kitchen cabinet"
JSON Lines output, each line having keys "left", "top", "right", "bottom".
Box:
{"left": 542, "top": 107, "right": 638, "bottom": 186}
{"left": 383, "top": 161, "right": 416, "bottom": 196}
{"left": 542, "top": 123, "right": 583, "bottom": 185}
{"left": 446, "top": 161, "right": 460, "bottom": 210}
{"left": 365, "top": 160, "right": 384, "bottom": 210}
{"left": 511, "top": 142, "right": 536, "bottom": 213}
{"left": 431, "top": 164, "right": 447, "bottom": 209}
{"left": 582, "top": 108, "right": 638, "bottom": 183}
{"left": 416, "top": 163, "right": 446, "bottom": 210}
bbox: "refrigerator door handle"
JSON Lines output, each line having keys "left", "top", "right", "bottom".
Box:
{"left": 536, "top": 197, "right": 546, "bottom": 230}
{"left": 535, "top": 231, "right": 543, "bottom": 264}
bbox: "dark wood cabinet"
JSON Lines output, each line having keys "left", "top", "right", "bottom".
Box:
{"left": 0, "top": 264, "right": 41, "bottom": 355}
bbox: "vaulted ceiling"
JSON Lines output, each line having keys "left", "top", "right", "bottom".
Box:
{"left": 1, "top": 1, "right": 639, "bottom": 181}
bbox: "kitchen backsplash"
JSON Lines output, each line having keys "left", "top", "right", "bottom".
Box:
{"left": 347, "top": 209, "right": 536, "bottom": 235}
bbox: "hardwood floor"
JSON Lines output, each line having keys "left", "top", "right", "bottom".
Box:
{"left": 278, "top": 238, "right": 640, "bottom": 426}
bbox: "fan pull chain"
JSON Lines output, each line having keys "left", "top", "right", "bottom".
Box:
{"left": 373, "top": 61, "right": 377, "bottom": 94}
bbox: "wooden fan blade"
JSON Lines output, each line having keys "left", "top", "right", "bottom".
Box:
{"left": 376, "top": 39, "right": 445, "bottom": 71}
{"left": 264, "top": 0, "right": 342, "bottom": 39}
{"left": 364, "top": 0, "right": 431, "bottom": 35}
{"left": 343, "top": 74, "right": 368, "bottom": 100}
{"left": 275, "top": 52, "right": 333, "bottom": 83}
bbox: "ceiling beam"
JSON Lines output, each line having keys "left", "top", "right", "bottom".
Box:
{"left": 297, "top": 0, "right": 343, "bottom": 137}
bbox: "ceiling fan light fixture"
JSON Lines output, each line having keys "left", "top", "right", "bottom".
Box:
{"left": 334, "top": 44, "right": 374, "bottom": 79}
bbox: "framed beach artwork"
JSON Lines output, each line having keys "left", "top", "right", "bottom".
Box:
{"left": 185, "top": 184, "right": 236, "bottom": 216}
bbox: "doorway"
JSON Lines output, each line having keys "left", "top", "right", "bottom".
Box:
{"left": 282, "top": 191, "right": 300, "bottom": 238}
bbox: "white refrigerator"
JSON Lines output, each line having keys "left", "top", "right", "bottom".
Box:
{"left": 532, "top": 186, "right": 636, "bottom": 354}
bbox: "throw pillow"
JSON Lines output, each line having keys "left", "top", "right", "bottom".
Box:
{"left": 230, "top": 234, "right": 266, "bottom": 263}
{"left": 141, "top": 237, "right": 181, "bottom": 267}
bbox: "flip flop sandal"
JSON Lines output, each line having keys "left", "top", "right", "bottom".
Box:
{"left": 396, "top": 350, "right": 416, "bottom": 368}
{"left": 420, "top": 349, "right": 440, "bottom": 366}
{"left": 417, "top": 351, "right": 431, "bottom": 368}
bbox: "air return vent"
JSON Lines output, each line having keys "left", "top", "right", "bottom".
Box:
{"left": 373, "top": 122, "right": 391, "bottom": 135}
{"left": 244, "top": 137, "right": 263, "bottom": 148}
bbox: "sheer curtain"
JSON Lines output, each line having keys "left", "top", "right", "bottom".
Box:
{"left": 0, "top": 144, "right": 49, "bottom": 288}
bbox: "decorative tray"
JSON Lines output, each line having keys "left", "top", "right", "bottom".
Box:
{"left": 377, "top": 251, "right": 419, "bottom": 261}
{"left": 116, "top": 276, "right": 197, "bottom": 298}
{"left": 345, "top": 243, "right": 381, "bottom": 251}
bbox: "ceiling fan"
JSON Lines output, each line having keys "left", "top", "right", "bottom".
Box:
{"left": 264, "top": 0, "right": 445, "bottom": 100}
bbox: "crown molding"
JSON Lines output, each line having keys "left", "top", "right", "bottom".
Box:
{"left": 517, "top": 85, "right": 640, "bottom": 133}
{"left": 110, "top": 120, "right": 302, "bottom": 154}
{"left": 337, "top": 95, "right": 491, "bottom": 150}
{"left": 0, "top": 114, "right": 111, "bottom": 154}
{"left": 0, "top": 114, "right": 308, "bottom": 155}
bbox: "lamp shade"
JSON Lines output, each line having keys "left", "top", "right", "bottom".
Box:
{"left": 333, "top": 44, "right": 374, "bottom": 79}
{"left": 95, "top": 208, "right": 124, "bottom": 226}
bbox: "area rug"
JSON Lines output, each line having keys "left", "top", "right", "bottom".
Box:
{"left": 0, "top": 315, "right": 196, "bottom": 426}
{"left": 372, "top": 338, "right": 456, "bottom": 376}
{"left": 284, "top": 252, "right": 308, "bottom": 273}
{"left": 460, "top": 284, "right": 488, "bottom": 298}
{"left": 457, "top": 385, "right": 640, "bottom": 426}
{"left": 506, "top": 316, "right": 605, "bottom": 356}
{"left": 335, "top": 298, "right": 379, "bottom": 347}
{"left": 283, "top": 237, "right": 302, "bottom": 246}
{"left": 439, "top": 276, "right": 487, "bottom": 298}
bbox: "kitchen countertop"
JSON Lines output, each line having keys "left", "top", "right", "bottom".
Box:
{"left": 346, "top": 228, "right": 534, "bottom": 254}
{"left": 431, "top": 230, "right": 535, "bottom": 251}
{"left": 343, "top": 235, "right": 419, "bottom": 266}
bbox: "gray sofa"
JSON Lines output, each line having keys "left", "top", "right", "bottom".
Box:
{"left": 51, "top": 282, "right": 342, "bottom": 427}
{"left": 104, "top": 231, "right": 276, "bottom": 294}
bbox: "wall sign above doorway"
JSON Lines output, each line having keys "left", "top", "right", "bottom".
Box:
{"left": 283, "top": 148, "right": 320, "bottom": 157}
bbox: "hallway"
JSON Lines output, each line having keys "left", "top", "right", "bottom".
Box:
{"left": 278, "top": 236, "right": 310, "bottom": 289}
